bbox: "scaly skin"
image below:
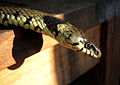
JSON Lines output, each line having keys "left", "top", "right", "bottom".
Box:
{"left": 0, "top": 6, "right": 101, "bottom": 58}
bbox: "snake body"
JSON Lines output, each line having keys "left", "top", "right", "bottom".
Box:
{"left": 0, "top": 6, "right": 101, "bottom": 58}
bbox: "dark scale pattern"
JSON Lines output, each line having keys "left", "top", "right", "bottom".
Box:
{"left": 2, "top": 14, "right": 8, "bottom": 22}
{"left": 24, "top": 17, "right": 32, "bottom": 25}
{"left": 14, "top": 11, "right": 20, "bottom": 20}
{"left": 71, "top": 42, "right": 79, "bottom": 45}
{"left": 66, "top": 32, "right": 73, "bottom": 39}
{"left": 34, "top": 25, "right": 41, "bottom": 31}
{"left": 43, "top": 16, "right": 64, "bottom": 37}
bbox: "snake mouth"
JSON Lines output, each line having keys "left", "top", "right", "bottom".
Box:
{"left": 71, "top": 41, "right": 102, "bottom": 58}
{"left": 78, "top": 47, "right": 102, "bottom": 58}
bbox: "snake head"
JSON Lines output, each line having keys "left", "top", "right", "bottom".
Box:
{"left": 57, "top": 24, "right": 101, "bottom": 58}
{"left": 69, "top": 36, "right": 102, "bottom": 58}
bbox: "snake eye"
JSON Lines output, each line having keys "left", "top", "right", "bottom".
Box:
{"left": 85, "top": 42, "right": 93, "bottom": 49}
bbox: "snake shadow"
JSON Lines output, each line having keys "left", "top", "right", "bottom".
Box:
{"left": 6, "top": 28, "right": 43, "bottom": 70}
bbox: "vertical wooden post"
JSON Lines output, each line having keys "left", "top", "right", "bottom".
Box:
{"left": 84, "top": 16, "right": 120, "bottom": 85}
{"left": 104, "top": 16, "right": 120, "bottom": 85}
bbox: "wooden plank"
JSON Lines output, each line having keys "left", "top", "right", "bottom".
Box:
{"left": 0, "top": 29, "right": 59, "bottom": 70}
{"left": 0, "top": 30, "right": 16, "bottom": 70}
{"left": 0, "top": 25, "right": 101, "bottom": 85}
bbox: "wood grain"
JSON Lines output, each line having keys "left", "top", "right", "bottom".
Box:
{"left": 104, "top": 16, "right": 120, "bottom": 85}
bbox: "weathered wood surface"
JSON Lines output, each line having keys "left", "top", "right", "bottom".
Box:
{"left": 0, "top": 25, "right": 101, "bottom": 85}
